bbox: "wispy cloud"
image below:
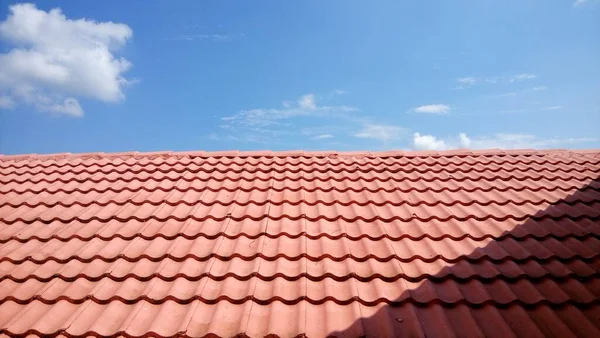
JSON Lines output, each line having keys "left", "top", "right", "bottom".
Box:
{"left": 484, "top": 77, "right": 500, "bottom": 84}
{"left": 488, "top": 92, "right": 518, "bottom": 99}
{"left": 488, "top": 86, "right": 547, "bottom": 99}
{"left": 302, "top": 125, "right": 351, "bottom": 139}
{"left": 541, "top": 106, "right": 563, "bottom": 110}
{"left": 410, "top": 104, "right": 451, "bottom": 115}
{"left": 459, "top": 108, "right": 536, "bottom": 117}
{"left": 457, "top": 77, "right": 477, "bottom": 85}
{"left": 353, "top": 124, "right": 408, "bottom": 142}
{"left": 454, "top": 77, "right": 477, "bottom": 90}
{"left": 165, "top": 34, "right": 233, "bottom": 42}
{"left": 573, "top": 0, "right": 598, "bottom": 7}
{"left": 332, "top": 89, "right": 347, "bottom": 96}
{"left": 412, "top": 132, "right": 596, "bottom": 150}
{"left": 471, "top": 134, "right": 596, "bottom": 149}
{"left": 455, "top": 73, "right": 538, "bottom": 90}
{"left": 220, "top": 93, "right": 358, "bottom": 143}
{"left": 508, "top": 73, "right": 537, "bottom": 82}
{"left": 298, "top": 94, "right": 317, "bottom": 110}
{"left": 499, "top": 109, "right": 526, "bottom": 114}
{"left": 0, "top": 95, "right": 15, "bottom": 109}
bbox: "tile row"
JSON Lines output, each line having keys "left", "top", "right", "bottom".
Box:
{"left": 1, "top": 275, "right": 599, "bottom": 305}
{"left": 2, "top": 217, "right": 598, "bottom": 244}
{"left": 1, "top": 235, "right": 599, "bottom": 264}
{"left": 2, "top": 158, "right": 599, "bottom": 177}
{"left": 3, "top": 184, "right": 599, "bottom": 209}
{"left": 0, "top": 300, "right": 598, "bottom": 337}
{"left": 2, "top": 199, "right": 599, "bottom": 224}
{"left": 2, "top": 152, "right": 598, "bottom": 170}
{"left": 1, "top": 255, "right": 598, "bottom": 283}
{"left": 3, "top": 174, "right": 598, "bottom": 195}
{"left": 3, "top": 165, "right": 599, "bottom": 185}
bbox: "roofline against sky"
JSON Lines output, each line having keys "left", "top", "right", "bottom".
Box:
{"left": 2, "top": 148, "right": 599, "bottom": 161}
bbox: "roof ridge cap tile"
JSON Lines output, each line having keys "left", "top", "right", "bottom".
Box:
{"left": 272, "top": 150, "right": 305, "bottom": 156}
{"left": 237, "top": 150, "right": 274, "bottom": 157}
{"left": 133, "top": 151, "right": 172, "bottom": 159}
{"left": 370, "top": 151, "right": 406, "bottom": 157}
{"left": 303, "top": 150, "right": 339, "bottom": 157}
{"left": 433, "top": 149, "right": 474, "bottom": 156}
{"left": 0, "top": 153, "right": 38, "bottom": 162}
{"left": 402, "top": 150, "right": 440, "bottom": 157}
{"left": 104, "top": 151, "right": 139, "bottom": 159}
{"left": 174, "top": 150, "right": 206, "bottom": 158}
{"left": 202, "top": 150, "right": 240, "bottom": 157}
{"left": 471, "top": 149, "right": 505, "bottom": 156}
{"left": 35, "top": 152, "right": 72, "bottom": 161}
{"left": 71, "top": 152, "right": 106, "bottom": 160}
{"left": 2, "top": 148, "right": 600, "bottom": 161}
{"left": 338, "top": 151, "right": 371, "bottom": 158}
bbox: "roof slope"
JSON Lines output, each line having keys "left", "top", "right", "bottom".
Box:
{"left": 0, "top": 149, "right": 599, "bottom": 337}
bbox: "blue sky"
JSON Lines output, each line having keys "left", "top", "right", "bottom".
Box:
{"left": 0, "top": 0, "right": 598, "bottom": 154}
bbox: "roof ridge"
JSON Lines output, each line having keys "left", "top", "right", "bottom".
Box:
{"left": 1, "top": 148, "right": 599, "bottom": 161}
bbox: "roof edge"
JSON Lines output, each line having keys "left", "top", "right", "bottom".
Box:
{"left": 1, "top": 148, "right": 599, "bottom": 161}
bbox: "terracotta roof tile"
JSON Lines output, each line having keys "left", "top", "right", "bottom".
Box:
{"left": 1, "top": 149, "right": 599, "bottom": 337}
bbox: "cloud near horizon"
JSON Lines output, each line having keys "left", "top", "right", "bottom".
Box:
{"left": 412, "top": 132, "right": 596, "bottom": 151}
{"left": 353, "top": 124, "right": 408, "bottom": 142}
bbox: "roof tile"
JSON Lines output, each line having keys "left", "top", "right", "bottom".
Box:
{"left": 0, "top": 149, "right": 599, "bottom": 337}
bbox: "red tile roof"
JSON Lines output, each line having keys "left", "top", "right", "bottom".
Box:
{"left": 1, "top": 149, "right": 599, "bottom": 337}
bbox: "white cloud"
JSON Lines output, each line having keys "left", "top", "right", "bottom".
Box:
{"left": 413, "top": 133, "right": 447, "bottom": 150}
{"left": 457, "top": 77, "right": 477, "bottom": 85}
{"left": 413, "top": 132, "right": 471, "bottom": 150}
{"left": 333, "top": 89, "right": 347, "bottom": 96}
{"left": 0, "top": 3, "right": 133, "bottom": 116}
{"left": 313, "top": 134, "right": 334, "bottom": 140}
{"left": 541, "top": 106, "right": 563, "bottom": 110}
{"left": 38, "top": 97, "right": 83, "bottom": 117}
{"left": 508, "top": 73, "right": 537, "bottom": 82}
{"left": 411, "top": 104, "right": 451, "bottom": 115}
{"left": 353, "top": 124, "right": 407, "bottom": 141}
{"left": 458, "top": 133, "right": 471, "bottom": 148}
{"left": 532, "top": 86, "right": 547, "bottom": 91}
{"left": 412, "top": 132, "right": 596, "bottom": 150}
{"left": 298, "top": 94, "right": 317, "bottom": 110}
{"left": 0, "top": 95, "right": 15, "bottom": 109}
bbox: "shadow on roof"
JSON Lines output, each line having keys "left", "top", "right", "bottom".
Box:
{"left": 326, "top": 176, "right": 600, "bottom": 337}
